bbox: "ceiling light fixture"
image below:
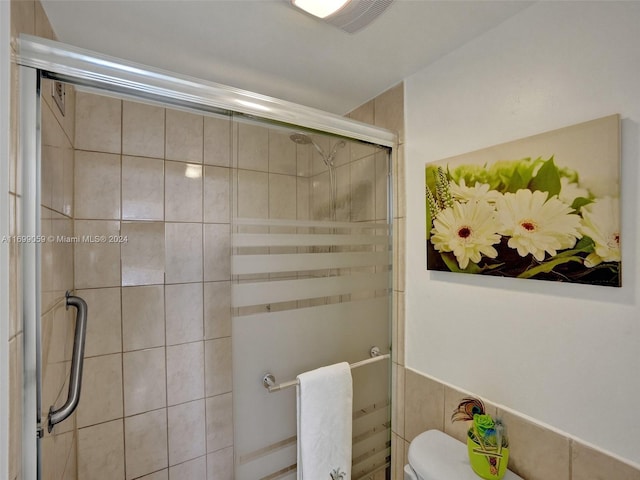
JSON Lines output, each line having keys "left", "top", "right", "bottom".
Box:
{"left": 291, "top": 0, "right": 350, "bottom": 19}
{"left": 290, "top": 0, "right": 394, "bottom": 34}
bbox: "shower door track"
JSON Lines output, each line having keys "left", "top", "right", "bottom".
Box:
{"left": 15, "top": 33, "right": 397, "bottom": 480}
{"left": 15, "top": 35, "right": 396, "bottom": 147}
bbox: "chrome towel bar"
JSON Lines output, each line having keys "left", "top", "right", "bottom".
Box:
{"left": 262, "top": 347, "right": 390, "bottom": 393}
{"left": 48, "top": 291, "right": 88, "bottom": 432}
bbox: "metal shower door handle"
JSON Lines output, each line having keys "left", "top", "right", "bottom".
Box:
{"left": 47, "top": 291, "right": 88, "bottom": 432}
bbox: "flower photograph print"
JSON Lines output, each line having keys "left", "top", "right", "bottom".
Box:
{"left": 425, "top": 115, "right": 621, "bottom": 287}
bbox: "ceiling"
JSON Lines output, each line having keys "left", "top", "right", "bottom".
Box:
{"left": 40, "top": 0, "right": 533, "bottom": 115}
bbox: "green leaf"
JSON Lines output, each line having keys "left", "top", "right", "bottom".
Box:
{"left": 506, "top": 169, "right": 528, "bottom": 193}
{"left": 441, "top": 253, "right": 482, "bottom": 274}
{"left": 574, "top": 235, "right": 595, "bottom": 251}
{"left": 518, "top": 256, "right": 584, "bottom": 279}
{"left": 515, "top": 159, "right": 538, "bottom": 186}
{"left": 529, "top": 156, "right": 561, "bottom": 197}
{"left": 571, "top": 196, "right": 593, "bottom": 211}
{"left": 548, "top": 240, "right": 594, "bottom": 260}
{"left": 483, "top": 262, "right": 506, "bottom": 271}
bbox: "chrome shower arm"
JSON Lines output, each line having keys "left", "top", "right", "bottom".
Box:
{"left": 326, "top": 140, "right": 346, "bottom": 166}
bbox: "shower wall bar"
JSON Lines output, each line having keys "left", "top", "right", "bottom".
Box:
{"left": 262, "top": 353, "right": 391, "bottom": 393}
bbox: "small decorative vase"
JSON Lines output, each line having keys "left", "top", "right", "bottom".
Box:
{"left": 466, "top": 435, "right": 509, "bottom": 480}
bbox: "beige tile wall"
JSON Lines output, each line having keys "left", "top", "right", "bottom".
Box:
{"left": 402, "top": 369, "right": 640, "bottom": 480}
{"left": 347, "top": 82, "right": 405, "bottom": 480}
{"left": 71, "top": 92, "right": 234, "bottom": 480}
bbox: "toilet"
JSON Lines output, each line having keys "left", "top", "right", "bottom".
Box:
{"left": 404, "top": 430, "right": 524, "bottom": 480}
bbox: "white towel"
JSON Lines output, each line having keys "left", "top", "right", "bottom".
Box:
{"left": 297, "top": 362, "right": 353, "bottom": 480}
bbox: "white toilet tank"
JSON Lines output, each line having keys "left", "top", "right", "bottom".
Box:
{"left": 404, "top": 430, "right": 524, "bottom": 480}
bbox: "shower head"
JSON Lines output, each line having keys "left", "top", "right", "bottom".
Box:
{"left": 289, "top": 132, "right": 313, "bottom": 145}
{"left": 289, "top": 132, "right": 345, "bottom": 168}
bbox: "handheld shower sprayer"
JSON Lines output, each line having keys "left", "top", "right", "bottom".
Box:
{"left": 289, "top": 132, "right": 345, "bottom": 167}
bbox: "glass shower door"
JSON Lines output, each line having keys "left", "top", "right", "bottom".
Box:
{"left": 17, "top": 34, "right": 396, "bottom": 480}
{"left": 231, "top": 116, "right": 392, "bottom": 480}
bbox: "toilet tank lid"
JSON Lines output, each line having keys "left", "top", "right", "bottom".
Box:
{"left": 408, "top": 430, "right": 524, "bottom": 480}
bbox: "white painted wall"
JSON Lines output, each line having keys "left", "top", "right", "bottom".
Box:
{"left": 405, "top": 1, "right": 640, "bottom": 465}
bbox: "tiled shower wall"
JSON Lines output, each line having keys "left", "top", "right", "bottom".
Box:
{"left": 346, "top": 83, "right": 406, "bottom": 480}
{"left": 70, "top": 92, "right": 391, "bottom": 480}
{"left": 70, "top": 92, "right": 234, "bottom": 480}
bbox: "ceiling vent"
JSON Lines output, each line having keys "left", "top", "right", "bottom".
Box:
{"left": 326, "top": 0, "right": 394, "bottom": 33}
{"left": 292, "top": 0, "right": 395, "bottom": 34}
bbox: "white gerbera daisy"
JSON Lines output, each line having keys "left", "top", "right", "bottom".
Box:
{"left": 579, "top": 196, "right": 620, "bottom": 267}
{"left": 559, "top": 177, "right": 590, "bottom": 205}
{"left": 496, "top": 189, "right": 581, "bottom": 261}
{"left": 430, "top": 200, "right": 501, "bottom": 269}
{"left": 450, "top": 179, "right": 502, "bottom": 204}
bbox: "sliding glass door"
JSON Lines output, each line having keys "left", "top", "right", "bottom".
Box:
{"left": 231, "top": 118, "right": 392, "bottom": 480}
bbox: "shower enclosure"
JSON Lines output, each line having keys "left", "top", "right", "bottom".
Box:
{"left": 17, "top": 35, "right": 395, "bottom": 480}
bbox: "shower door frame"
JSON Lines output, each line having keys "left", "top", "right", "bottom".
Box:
{"left": 16, "top": 33, "right": 397, "bottom": 480}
